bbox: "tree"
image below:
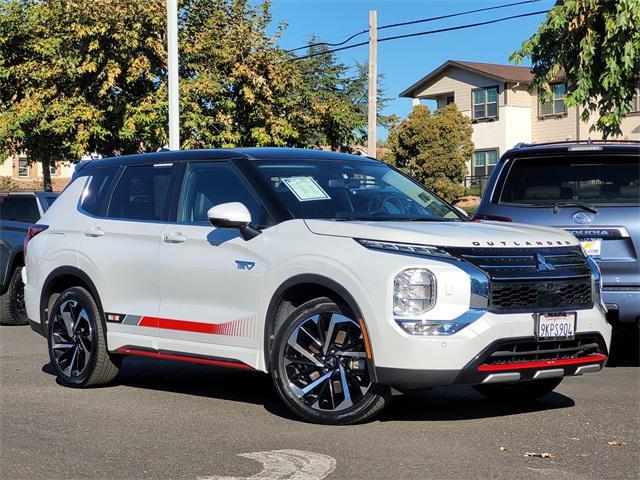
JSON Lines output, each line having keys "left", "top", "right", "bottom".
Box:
{"left": 0, "top": 0, "right": 167, "bottom": 191}
{"left": 178, "top": 0, "right": 303, "bottom": 148}
{"left": 383, "top": 104, "right": 474, "bottom": 202}
{"left": 292, "top": 41, "right": 391, "bottom": 151}
{"left": 0, "top": 0, "right": 391, "bottom": 191}
{"left": 511, "top": 0, "right": 640, "bottom": 138}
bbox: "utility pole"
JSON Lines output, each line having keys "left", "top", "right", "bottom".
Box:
{"left": 167, "top": 0, "right": 180, "bottom": 150}
{"left": 367, "top": 9, "right": 377, "bottom": 157}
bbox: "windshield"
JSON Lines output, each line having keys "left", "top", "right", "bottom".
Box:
{"left": 499, "top": 155, "right": 640, "bottom": 206}
{"left": 253, "top": 159, "right": 462, "bottom": 221}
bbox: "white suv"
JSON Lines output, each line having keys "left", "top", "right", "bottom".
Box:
{"left": 24, "top": 148, "right": 611, "bottom": 424}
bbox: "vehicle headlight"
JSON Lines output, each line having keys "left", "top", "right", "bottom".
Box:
{"left": 393, "top": 268, "right": 436, "bottom": 316}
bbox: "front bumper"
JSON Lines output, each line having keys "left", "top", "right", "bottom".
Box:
{"left": 372, "top": 307, "right": 611, "bottom": 389}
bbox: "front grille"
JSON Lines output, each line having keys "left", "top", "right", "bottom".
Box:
{"left": 481, "top": 334, "right": 605, "bottom": 366}
{"left": 448, "top": 246, "right": 590, "bottom": 280}
{"left": 446, "top": 246, "right": 593, "bottom": 313}
{"left": 490, "top": 277, "right": 592, "bottom": 312}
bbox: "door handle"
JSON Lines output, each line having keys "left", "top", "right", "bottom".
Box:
{"left": 85, "top": 226, "right": 105, "bottom": 238}
{"left": 163, "top": 232, "right": 187, "bottom": 244}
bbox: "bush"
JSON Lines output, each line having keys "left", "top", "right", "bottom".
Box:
{"left": 384, "top": 104, "right": 474, "bottom": 203}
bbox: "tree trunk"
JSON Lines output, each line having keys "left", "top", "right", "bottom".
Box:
{"left": 41, "top": 157, "right": 53, "bottom": 192}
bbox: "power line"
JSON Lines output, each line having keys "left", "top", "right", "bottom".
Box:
{"left": 285, "top": 0, "right": 541, "bottom": 53}
{"left": 289, "top": 9, "right": 549, "bottom": 62}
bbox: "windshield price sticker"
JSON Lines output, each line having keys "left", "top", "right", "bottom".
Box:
{"left": 282, "top": 176, "right": 331, "bottom": 202}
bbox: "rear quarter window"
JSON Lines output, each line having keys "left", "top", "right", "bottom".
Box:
{"left": 79, "top": 166, "right": 120, "bottom": 216}
{"left": 498, "top": 155, "right": 640, "bottom": 205}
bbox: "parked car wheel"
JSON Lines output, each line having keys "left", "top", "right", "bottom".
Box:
{"left": 47, "top": 287, "right": 120, "bottom": 387}
{"left": 270, "top": 297, "right": 390, "bottom": 424}
{"left": 0, "top": 266, "right": 28, "bottom": 326}
{"left": 473, "top": 378, "right": 563, "bottom": 403}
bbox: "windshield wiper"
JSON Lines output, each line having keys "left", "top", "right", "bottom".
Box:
{"left": 532, "top": 201, "right": 598, "bottom": 214}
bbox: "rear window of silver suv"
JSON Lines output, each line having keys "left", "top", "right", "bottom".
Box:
{"left": 498, "top": 156, "right": 640, "bottom": 205}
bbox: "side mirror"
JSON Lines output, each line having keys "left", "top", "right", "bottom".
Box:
{"left": 207, "top": 202, "right": 261, "bottom": 240}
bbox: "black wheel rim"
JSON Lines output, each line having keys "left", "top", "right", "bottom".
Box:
{"left": 50, "top": 300, "right": 93, "bottom": 378}
{"left": 283, "top": 313, "right": 371, "bottom": 412}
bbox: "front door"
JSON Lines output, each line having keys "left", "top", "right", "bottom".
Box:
{"left": 156, "top": 161, "right": 269, "bottom": 362}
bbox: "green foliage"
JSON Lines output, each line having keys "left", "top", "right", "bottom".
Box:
{"left": 179, "top": 0, "right": 301, "bottom": 148}
{"left": 511, "top": 0, "right": 640, "bottom": 138}
{"left": 292, "top": 42, "right": 391, "bottom": 151}
{"left": 0, "top": 0, "right": 167, "bottom": 190}
{"left": 383, "top": 104, "right": 474, "bottom": 203}
{"left": 0, "top": 0, "right": 388, "bottom": 190}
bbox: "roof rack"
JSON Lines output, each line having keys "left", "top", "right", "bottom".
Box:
{"left": 514, "top": 139, "right": 640, "bottom": 148}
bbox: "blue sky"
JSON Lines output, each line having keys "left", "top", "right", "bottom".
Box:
{"left": 269, "top": 0, "right": 555, "bottom": 138}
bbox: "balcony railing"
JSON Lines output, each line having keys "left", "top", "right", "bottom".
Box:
{"left": 463, "top": 175, "right": 491, "bottom": 196}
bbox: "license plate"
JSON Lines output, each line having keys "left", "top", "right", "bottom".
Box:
{"left": 535, "top": 312, "right": 576, "bottom": 341}
{"left": 580, "top": 239, "right": 601, "bottom": 257}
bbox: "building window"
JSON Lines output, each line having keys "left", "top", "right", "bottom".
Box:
{"left": 446, "top": 95, "right": 455, "bottom": 105}
{"left": 18, "top": 158, "right": 29, "bottom": 177}
{"left": 472, "top": 150, "right": 498, "bottom": 177}
{"left": 50, "top": 163, "right": 57, "bottom": 177}
{"left": 472, "top": 87, "right": 498, "bottom": 120}
{"left": 539, "top": 83, "right": 566, "bottom": 117}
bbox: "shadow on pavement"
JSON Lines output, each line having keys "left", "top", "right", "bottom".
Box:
{"left": 379, "top": 386, "right": 574, "bottom": 422}
{"left": 41, "top": 355, "right": 576, "bottom": 424}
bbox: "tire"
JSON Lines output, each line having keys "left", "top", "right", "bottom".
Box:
{"left": 473, "top": 377, "right": 563, "bottom": 403}
{"left": 270, "top": 297, "right": 390, "bottom": 425}
{"left": 0, "top": 266, "right": 28, "bottom": 326}
{"left": 47, "top": 287, "right": 120, "bottom": 387}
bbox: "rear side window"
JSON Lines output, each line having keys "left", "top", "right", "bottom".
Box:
{"left": 498, "top": 155, "right": 640, "bottom": 205}
{"left": 80, "top": 166, "right": 120, "bottom": 216}
{"left": 178, "top": 162, "right": 265, "bottom": 226}
{"left": 108, "top": 164, "right": 174, "bottom": 221}
{"left": 0, "top": 195, "right": 39, "bottom": 222}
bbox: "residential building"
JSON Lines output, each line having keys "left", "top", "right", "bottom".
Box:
{"left": 400, "top": 60, "right": 640, "bottom": 190}
{"left": 0, "top": 155, "right": 74, "bottom": 191}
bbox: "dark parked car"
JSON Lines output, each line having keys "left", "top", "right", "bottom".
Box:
{"left": 0, "top": 191, "right": 58, "bottom": 325}
{"left": 474, "top": 141, "right": 640, "bottom": 336}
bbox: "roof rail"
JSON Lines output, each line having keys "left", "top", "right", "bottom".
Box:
{"left": 513, "top": 139, "right": 640, "bottom": 148}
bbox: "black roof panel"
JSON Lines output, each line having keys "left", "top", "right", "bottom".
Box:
{"left": 77, "top": 148, "right": 376, "bottom": 173}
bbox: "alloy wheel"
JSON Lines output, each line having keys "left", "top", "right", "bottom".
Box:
{"left": 283, "top": 313, "right": 371, "bottom": 412}
{"left": 50, "top": 299, "right": 93, "bottom": 378}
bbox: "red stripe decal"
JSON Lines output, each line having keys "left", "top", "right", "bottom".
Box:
{"left": 138, "top": 316, "right": 245, "bottom": 336}
{"left": 116, "top": 347, "right": 252, "bottom": 370}
{"left": 477, "top": 354, "right": 607, "bottom": 372}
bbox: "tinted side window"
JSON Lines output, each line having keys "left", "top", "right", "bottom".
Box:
{"left": 0, "top": 195, "right": 39, "bottom": 222}
{"left": 178, "top": 162, "right": 265, "bottom": 225}
{"left": 80, "top": 166, "right": 120, "bottom": 216}
{"left": 108, "top": 164, "right": 174, "bottom": 221}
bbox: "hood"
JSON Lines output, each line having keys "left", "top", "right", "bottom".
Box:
{"left": 304, "top": 219, "right": 579, "bottom": 249}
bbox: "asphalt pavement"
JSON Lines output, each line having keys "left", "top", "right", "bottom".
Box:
{"left": 1, "top": 325, "right": 638, "bottom": 480}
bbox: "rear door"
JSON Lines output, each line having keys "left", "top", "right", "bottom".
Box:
{"left": 76, "top": 162, "right": 179, "bottom": 350}
{"left": 156, "top": 160, "right": 269, "bottom": 358}
{"left": 487, "top": 152, "right": 640, "bottom": 288}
